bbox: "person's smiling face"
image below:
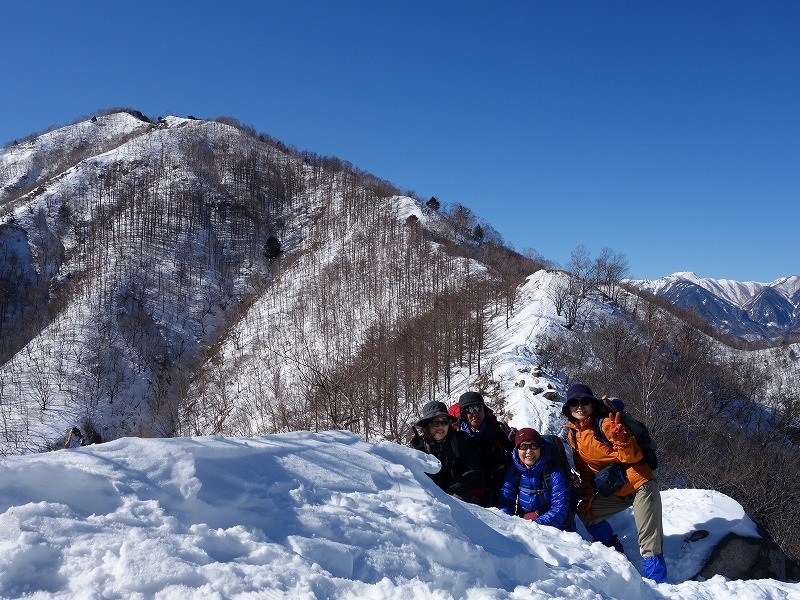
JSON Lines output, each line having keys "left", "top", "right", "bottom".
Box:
{"left": 464, "top": 404, "right": 485, "bottom": 428}
{"left": 568, "top": 397, "right": 595, "bottom": 422}
{"left": 517, "top": 442, "right": 541, "bottom": 468}
{"left": 426, "top": 418, "right": 451, "bottom": 441}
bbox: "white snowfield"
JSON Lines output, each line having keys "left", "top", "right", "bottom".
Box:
{"left": 0, "top": 432, "right": 797, "bottom": 599}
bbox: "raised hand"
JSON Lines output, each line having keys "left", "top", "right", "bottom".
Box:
{"left": 607, "top": 412, "right": 630, "bottom": 443}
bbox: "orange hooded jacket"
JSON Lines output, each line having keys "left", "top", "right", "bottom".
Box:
{"left": 567, "top": 416, "right": 654, "bottom": 497}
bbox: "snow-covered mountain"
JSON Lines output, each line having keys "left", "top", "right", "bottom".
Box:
{"left": 626, "top": 271, "right": 800, "bottom": 344}
{"left": 0, "top": 110, "right": 532, "bottom": 452}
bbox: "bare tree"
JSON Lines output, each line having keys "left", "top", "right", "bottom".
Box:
{"left": 547, "top": 273, "right": 571, "bottom": 318}
{"left": 566, "top": 244, "right": 594, "bottom": 295}
{"left": 593, "top": 247, "right": 629, "bottom": 301}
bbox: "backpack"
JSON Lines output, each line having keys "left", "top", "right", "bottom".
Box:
{"left": 541, "top": 434, "right": 582, "bottom": 510}
{"left": 498, "top": 420, "right": 518, "bottom": 447}
{"left": 595, "top": 397, "right": 659, "bottom": 470}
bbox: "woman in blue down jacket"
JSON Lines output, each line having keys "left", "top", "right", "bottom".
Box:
{"left": 498, "top": 428, "right": 573, "bottom": 530}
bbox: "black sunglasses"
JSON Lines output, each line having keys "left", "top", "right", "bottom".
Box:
{"left": 464, "top": 405, "right": 483, "bottom": 414}
{"left": 518, "top": 442, "right": 541, "bottom": 451}
{"left": 568, "top": 398, "right": 593, "bottom": 408}
{"left": 428, "top": 418, "right": 451, "bottom": 427}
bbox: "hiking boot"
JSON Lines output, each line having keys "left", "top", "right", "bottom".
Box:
{"left": 603, "top": 535, "right": 624, "bottom": 553}
{"left": 643, "top": 554, "right": 667, "bottom": 583}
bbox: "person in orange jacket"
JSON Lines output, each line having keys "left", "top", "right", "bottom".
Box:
{"left": 563, "top": 383, "right": 667, "bottom": 584}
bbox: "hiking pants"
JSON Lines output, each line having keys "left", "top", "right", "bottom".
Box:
{"left": 580, "top": 479, "right": 663, "bottom": 557}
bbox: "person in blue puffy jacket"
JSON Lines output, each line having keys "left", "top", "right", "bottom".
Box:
{"left": 498, "top": 428, "right": 573, "bottom": 530}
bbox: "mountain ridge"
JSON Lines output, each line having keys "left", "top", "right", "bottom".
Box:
{"left": 0, "top": 110, "right": 534, "bottom": 452}
{"left": 626, "top": 272, "right": 800, "bottom": 343}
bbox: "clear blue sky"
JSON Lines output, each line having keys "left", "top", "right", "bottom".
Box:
{"left": 4, "top": 1, "right": 798, "bottom": 282}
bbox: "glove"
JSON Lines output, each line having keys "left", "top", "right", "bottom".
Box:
{"left": 523, "top": 511, "right": 539, "bottom": 521}
{"left": 607, "top": 412, "right": 630, "bottom": 443}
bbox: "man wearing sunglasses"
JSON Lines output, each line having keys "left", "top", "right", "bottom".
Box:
{"left": 455, "top": 391, "right": 515, "bottom": 508}
{"left": 409, "top": 401, "right": 485, "bottom": 504}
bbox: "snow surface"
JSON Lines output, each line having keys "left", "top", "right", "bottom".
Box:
{"left": 0, "top": 112, "right": 148, "bottom": 200}
{"left": 0, "top": 432, "right": 797, "bottom": 599}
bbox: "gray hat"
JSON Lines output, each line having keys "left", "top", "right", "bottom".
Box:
{"left": 417, "top": 401, "right": 455, "bottom": 427}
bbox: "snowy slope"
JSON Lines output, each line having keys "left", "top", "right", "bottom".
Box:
{"left": 0, "top": 112, "right": 150, "bottom": 203}
{"left": 434, "top": 269, "right": 570, "bottom": 432}
{"left": 433, "top": 268, "right": 619, "bottom": 436}
{"left": 0, "top": 432, "right": 796, "bottom": 599}
{"left": 0, "top": 113, "right": 303, "bottom": 452}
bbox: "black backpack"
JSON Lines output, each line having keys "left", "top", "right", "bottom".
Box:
{"left": 595, "top": 397, "right": 659, "bottom": 470}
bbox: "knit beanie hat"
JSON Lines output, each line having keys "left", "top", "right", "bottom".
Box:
{"left": 514, "top": 428, "right": 543, "bottom": 449}
{"left": 458, "top": 391, "right": 485, "bottom": 410}
{"left": 447, "top": 403, "right": 461, "bottom": 419}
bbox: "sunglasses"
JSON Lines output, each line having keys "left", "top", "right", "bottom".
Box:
{"left": 464, "top": 405, "right": 483, "bottom": 415}
{"left": 518, "top": 442, "right": 541, "bottom": 451}
{"left": 428, "top": 418, "right": 451, "bottom": 427}
{"left": 568, "top": 398, "right": 593, "bottom": 408}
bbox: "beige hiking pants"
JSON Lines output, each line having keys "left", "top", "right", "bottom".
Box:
{"left": 581, "top": 479, "right": 664, "bottom": 557}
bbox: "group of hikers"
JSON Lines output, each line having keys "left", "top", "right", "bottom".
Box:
{"left": 408, "top": 384, "right": 668, "bottom": 584}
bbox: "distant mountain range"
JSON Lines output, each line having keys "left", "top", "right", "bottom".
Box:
{"left": 625, "top": 271, "right": 800, "bottom": 345}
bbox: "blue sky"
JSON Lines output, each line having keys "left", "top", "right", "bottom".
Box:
{"left": 4, "top": 1, "right": 798, "bottom": 282}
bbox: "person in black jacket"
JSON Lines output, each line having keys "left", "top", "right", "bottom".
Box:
{"left": 455, "top": 391, "right": 515, "bottom": 507}
{"left": 409, "top": 401, "right": 485, "bottom": 504}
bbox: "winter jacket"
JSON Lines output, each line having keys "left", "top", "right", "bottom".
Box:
{"left": 497, "top": 444, "right": 572, "bottom": 529}
{"left": 567, "top": 416, "right": 654, "bottom": 497}
{"left": 457, "top": 409, "right": 515, "bottom": 506}
{"left": 409, "top": 429, "right": 486, "bottom": 503}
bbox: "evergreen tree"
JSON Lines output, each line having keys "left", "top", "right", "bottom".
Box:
{"left": 264, "top": 236, "right": 282, "bottom": 261}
